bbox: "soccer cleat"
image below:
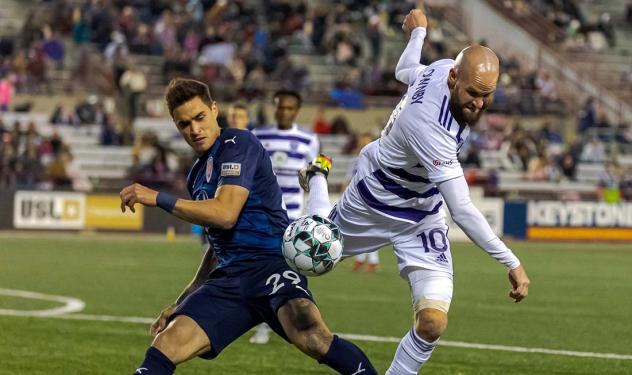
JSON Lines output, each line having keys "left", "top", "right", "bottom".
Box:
{"left": 352, "top": 260, "right": 365, "bottom": 272}
{"left": 298, "top": 154, "right": 332, "bottom": 192}
{"left": 249, "top": 323, "right": 271, "bottom": 344}
{"left": 367, "top": 263, "right": 379, "bottom": 273}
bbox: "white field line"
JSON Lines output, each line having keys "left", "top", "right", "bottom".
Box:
{"left": 0, "top": 288, "right": 85, "bottom": 316}
{"left": 338, "top": 334, "right": 632, "bottom": 361}
{"left": 1, "top": 289, "right": 632, "bottom": 361}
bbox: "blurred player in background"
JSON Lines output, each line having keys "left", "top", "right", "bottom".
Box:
{"left": 227, "top": 102, "right": 250, "bottom": 130}
{"left": 119, "top": 79, "right": 376, "bottom": 375}
{"left": 249, "top": 89, "right": 320, "bottom": 344}
{"left": 301, "top": 9, "right": 531, "bottom": 375}
{"left": 253, "top": 90, "right": 319, "bottom": 219}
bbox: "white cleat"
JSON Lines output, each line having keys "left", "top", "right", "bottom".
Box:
{"left": 249, "top": 323, "right": 271, "bottom": 344}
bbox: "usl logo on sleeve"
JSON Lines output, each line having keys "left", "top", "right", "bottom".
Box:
{"left": 221, "top": 163, "right": 241, "bottom": 176}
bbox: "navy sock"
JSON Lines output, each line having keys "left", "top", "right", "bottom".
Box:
{"left": 133, "top": 347, "right": 176, "bottom": 375}
{"left": 319, "top": 335, "right": 377, "bottom": 375}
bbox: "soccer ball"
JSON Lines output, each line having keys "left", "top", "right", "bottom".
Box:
{"left": 282, "top": 215, "right": 343, "bottom": 276}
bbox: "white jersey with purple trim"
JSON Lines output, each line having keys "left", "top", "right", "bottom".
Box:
{"left": 253, "top": 124, "right": 319, "bottom": 220}
{"left": 339, "top": 58, "right": 469, "bottom": 224}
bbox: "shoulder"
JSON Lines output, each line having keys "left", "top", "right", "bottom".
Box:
{"left": 219, "top": 128, "right": 262, "bottom": 150}
{"left": 251, "top": 125, "right": 276, "bottom": 135}
{"left": 295, "top": 125, "right": 319, "bottom": 144}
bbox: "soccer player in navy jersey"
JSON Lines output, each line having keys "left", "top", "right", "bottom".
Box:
{"left": 119, "top": 78, "right": 376, "bottom": 375}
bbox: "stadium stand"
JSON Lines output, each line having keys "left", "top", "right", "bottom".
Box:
{"left": 0, "top": 0, "right": 629, "bottom": 203}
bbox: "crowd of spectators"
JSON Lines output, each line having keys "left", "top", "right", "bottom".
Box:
{"left": 456, "top": 109, "right": 632, "bottom": 201}
{"left": 0, "top": 0, "right": 566, "bottom": 114}
{"left": 0, "top": 117, "right": 91, "bottom": 191}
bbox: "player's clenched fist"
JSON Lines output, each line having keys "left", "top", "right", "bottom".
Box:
{"left": 119, "top": 182, "right": 158, "bottom": 213}
{"left": 508, "top": 265, "right": 530, "bottom": 303}
{"left": 402, "top": 9, "right": 428, "bottom": 34}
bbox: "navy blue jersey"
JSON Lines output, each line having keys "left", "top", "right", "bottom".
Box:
{"left": 186, "top": 128, "right": 289, "bottom": 267}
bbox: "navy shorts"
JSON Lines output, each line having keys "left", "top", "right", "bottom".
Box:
{"left": 170, "top": 255, "right": 314, "bottom": 359}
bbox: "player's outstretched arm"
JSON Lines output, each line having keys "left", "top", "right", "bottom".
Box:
{"left": 119, "top": 182, "right": 248, "bottom": 229}
{"left": 395, "top": 9, "right": 429, "bottom": 84}
{"left": 437, "top": 176, "right": 530, "bottom": 302}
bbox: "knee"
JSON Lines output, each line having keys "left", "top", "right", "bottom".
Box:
{"left": 153, "top": 327, "right": 188, "bottom": 363}
{"left": 414, "top": 308, "right": 448, "bottom": 342}
{"left": 152, "top": 318, "right": 209, "bottom": 364}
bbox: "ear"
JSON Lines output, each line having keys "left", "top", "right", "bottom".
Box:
{"left": 448, "top": 68, "right": 457, "bottom": 89}
{"left": 210, "top": 101, "right": 218, "bottom": 117}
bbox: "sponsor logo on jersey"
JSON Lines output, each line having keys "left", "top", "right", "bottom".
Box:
{"left": 224, "top": 136, "right": 237, "bottom": 144}
{"left": 432, "top": 159, "right": 454, "bottom": 167}
{"left": 436, "top": 253, "right": 449, "bottom": 263}
{"left": 206, "top": 157, "right": 213, "bottom": 183}
{"left": 221, "top": 163, "right": 241, "bottom": 176}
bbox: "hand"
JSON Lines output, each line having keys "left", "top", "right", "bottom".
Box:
{"left": 402, "top": 9, "right": 428, "bottom": 35}
{"left": 150, "top": 303, "right": 178, "bottom": 337}
{"left": 119, "top": 183, "right": 158, "bottom": 213}
{"left": 508, "top": 265, "right": 530, "bottom": 303}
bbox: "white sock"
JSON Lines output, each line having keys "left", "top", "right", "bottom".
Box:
{"left": 368, "top": 251, "right": 379, "bottom": 265}
{"left": 386, "top": 329, "right": 439, "bottom": 375}
{"left": 355, "top": 253, "right": 367, "bottom": 262}
{"left": 307, "top": 174, "right": 332, "bottom": 217}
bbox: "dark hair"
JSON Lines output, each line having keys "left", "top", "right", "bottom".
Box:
{"left": 231, "top": 101, "right": 249, "bottom": 112}
{"left": 165, "top": 78, "right": 214, "bottom": 116}
{"left": 273, "top": 89, "right": 302, "bottom": 107}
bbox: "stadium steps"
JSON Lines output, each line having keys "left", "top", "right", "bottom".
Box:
{"left": 0, "top": 0, "right": 30, "bottom": 32}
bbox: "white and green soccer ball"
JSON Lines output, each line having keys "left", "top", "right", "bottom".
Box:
{"left": 282, "top": 215, "right": 343, "bottom": 276}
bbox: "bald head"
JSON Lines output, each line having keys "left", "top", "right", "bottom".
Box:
{"left": 454, "top": 45, "right": 500, "bottom": 91}
{"left": 448, "top": 45, "right": 500, "bottom": 126}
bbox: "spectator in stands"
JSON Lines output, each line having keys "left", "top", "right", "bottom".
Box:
{"left": 558, "top": 149, "right": 577, "bottom": 181}
{"left": 120, "top": 64, "right": 147, "bottom": 121}
{"left": 312, "top": 107, "right": 331, "bottom": 134}
{"left": 0, "top": 132, "right": 16, "bottom": 187}
{"left": 46, "top": 149, "right": 73, "bottom": 189}
{"left": 330, "top": 115, "right": 352, "bottom": 137}
{"left": 15, "top": 143, "right": 44, "bottom": 188}
{"left": 0, "top": 74, "right": 14, "bottom": 112}
{"left": 577, "top": 97, "right": 596, "bottom": 134}
{"left": 461, "top": 142, "right": 482, "bottom": 169}
{"left": 227, "top": 102, "right": 250, "bottom": 130}
{"left": 598, "top": 13, "right": 616, "bottom": 48}
{"left": 100, "top": 118, "right": 120, "bottom": 146}
{"left": 621, "top": 167, "right": 632, "bottom": 201}
{"left": 535, "top": 72, "right": 559, "bottom": 112}
{"left": 597, "top": 161, "right": 622, "bottom": 203}
{"left": 580, "top": 136, "right": 607, "bottom": 163}
{"left": 527, "top": 150, "right": 558, "bottom": 182}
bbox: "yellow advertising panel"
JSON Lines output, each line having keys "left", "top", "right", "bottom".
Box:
{"left": 528, "top": 227, "right": 632, "bottom": 241}
{"left": 85, "top": 195, "right": 143, "bottom": 230}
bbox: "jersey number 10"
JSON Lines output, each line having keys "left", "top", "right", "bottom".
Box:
{"left": 417, "top": 229, "right": 448, "bottom": 253}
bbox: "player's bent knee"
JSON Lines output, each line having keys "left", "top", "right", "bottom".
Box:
{"left": 152, "top": 315, "right": 211, "bottom": 364}
{"left": 414, "top": 307, "right": 448, "bottom": 342}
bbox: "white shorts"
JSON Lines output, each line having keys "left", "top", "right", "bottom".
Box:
{"left": 330, "top": 199, "right": 454, "bottom": 275}
{"left": 329, "top": 200, "right": 454, "bottom": 308}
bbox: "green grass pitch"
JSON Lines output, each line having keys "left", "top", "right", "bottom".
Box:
{"left": 1, "top": 233, "right": 631, "bottom": 374}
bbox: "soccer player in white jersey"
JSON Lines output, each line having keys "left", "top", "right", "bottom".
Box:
{"left": 253, "top": 90, "right": 320, "bottom": 219}
{"left": 301, "top": 9, "right": 531, "bottom": 374}
{"left": 249, "top": 90, "right": 320, "bottom": 344}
